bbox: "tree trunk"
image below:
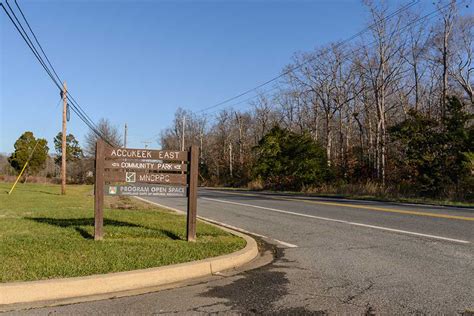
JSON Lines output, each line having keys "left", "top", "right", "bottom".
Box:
{"left": 442, "top": 27, "right": 448, "bottom": 117}
{"left": 326, "top": 112, "right": 332, "bottom": 166}
{"left": 414, "top": 62, "right": 419, "bottom": 111}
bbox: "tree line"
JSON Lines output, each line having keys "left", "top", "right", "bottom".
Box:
{"left": 160, "top": 1, "right": 473, "bottom": 201}
{"left": 2, "top": 119, "right": 122, "bottom": 184}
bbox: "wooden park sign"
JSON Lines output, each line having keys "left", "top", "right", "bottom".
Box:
{"left": 94, "top": 140, "right": 199, "bottom": 242}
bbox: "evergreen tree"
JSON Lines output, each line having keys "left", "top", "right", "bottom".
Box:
{"left": 253, "top": 126, "right": 329, "bottom": 190}
{"left": 390, "top": 96, "right": 472, "bottom": 197}
{"left": 442, "top": 96, "right": 473, "bottom": 188}
{"left": 53, "top": 132, "right": 83, "bottom": 165}
{"left": 8, "top": 132, "right": 49, "bottom": 177}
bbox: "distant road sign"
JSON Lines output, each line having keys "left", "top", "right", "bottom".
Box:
{"left": 104, "top": 147, "right": 188, "bottom": 161}
{"left": 105, "top": 184, "right": 186, "bottom": 197}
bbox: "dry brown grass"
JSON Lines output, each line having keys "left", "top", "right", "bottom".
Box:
{"left": 0, "top": 175, "right": 56, "bottom": 184}
{"left": 247, "top": 178, "right": 264, "bottom": 190}
{"left": 307, "top": 181, "right": 387, "bottom": 196}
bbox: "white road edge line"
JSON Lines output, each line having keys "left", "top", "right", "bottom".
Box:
{"left": 198, "top": 218, "right": 298, "bottom": 248}
{"left": 133, "top": 196, "right": 299, "bottom": 248}
{"left": 271, "top": 239, "right": 299, "bottom": 248}
{"left": 201, "top": 197, "right": 471, "bottom": 245}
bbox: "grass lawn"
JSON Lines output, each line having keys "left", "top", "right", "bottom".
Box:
{"left": 0, "top": 183, "right": 245, "bottom": 283}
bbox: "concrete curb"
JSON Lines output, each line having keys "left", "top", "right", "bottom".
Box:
{"left": 0, "top": 211, "right": 258, "bottom": 306}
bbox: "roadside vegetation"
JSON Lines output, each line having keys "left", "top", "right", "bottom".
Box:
{"left": 159, "top": 2, "right": 473, "bottom": 204}
{"left": 0, "top": 183, "right": 245, "bottom": 282}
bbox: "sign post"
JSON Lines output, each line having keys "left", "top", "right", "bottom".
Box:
{"left": 186, "top": 145, "right": 199, "bottom": 242}
{"left": 93, "top": 140, "right": 198, "bottom": 241}
{"left": 94, "top": 139, "right": 105, "bottom": 240}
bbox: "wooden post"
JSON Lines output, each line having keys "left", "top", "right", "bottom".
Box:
{"left": 94, "top": 139, "right": 105, "bottom": 240}
{"left": 186, "top": 145, "right": 199, "bottom": 242}
{"left": 61, "top": 82, "right": 67, "bottom": 195}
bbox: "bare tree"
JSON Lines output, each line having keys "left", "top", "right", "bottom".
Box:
{"left": 250, "top": 94, "right": 277, "bottom": 142}
{"left": 359, "top": 1, "right": 406, "bottom": 185}
{"left": 450, "top": 14, "right": 474, "bottom": 103}
{"left": 84, "top": 118, "right": 122, "bottom": 157}
{"left": 158, "top": 1, "right": 471, "bottom": 190}
{"left": 403, "top": 10, "right": 430, "bottom": 110}
{"left": 432, "top": 0, "right": 458, "bottom": 115}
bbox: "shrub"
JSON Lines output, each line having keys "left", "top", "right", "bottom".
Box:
{"left": 253, "top": 126, "right": 330, "bottom": 190}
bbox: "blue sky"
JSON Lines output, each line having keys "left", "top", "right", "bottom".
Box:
{"left": 1, "top": 0, "right": 411, "bottom": 153}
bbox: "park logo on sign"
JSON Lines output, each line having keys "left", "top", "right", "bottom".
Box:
{"left": 108, "top": 186, "right": 117, "bottom": 195}
{"left": 125, "top": 172, "right": 136, "bottom": 183}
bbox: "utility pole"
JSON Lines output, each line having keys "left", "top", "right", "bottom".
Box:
{"left": 124, "top": 123, "right": 128, "bottom": 148}
{"left": 199, "top": 131, "right": 203, "bottom": 161}
{"left": 61, "top": 82, "right": 67, "bottom": 195}
{"left": 229, "top": 142, "right": 233, "bottom": 177}
{"left": 181, "top": 115, "right": 186, "bottom": 151}
{"left": 235, "top": 112, "right": 244, "bottom": 166}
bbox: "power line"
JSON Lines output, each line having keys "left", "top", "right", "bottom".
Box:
{"left": 11, "top": 0, "right": 106, "bottom": 139}
{"left": 1, "top": 2, "right": 61, "bottom": 90}
{"left": 196, "top": 0, "right": 421, "bottom": 113}
{"left": 2, "top": 0, "right": 103, "bottom": 140}
{"left": 13, "top": 0, "right": 63, "bottom": 86}
{"left": 202, "top": 0, "right": 455, "bottom": 116}
{"left": 13, "top": 0, "right": 108, "bottom": 144}
{"left": 204, "top": 85, "right": 282, "bottom": 117}
{"left": 198, "top": 0, "right": 420, "bottom": 113}
{"left": 1, "top": 0, "right": 113, "bottom": 146}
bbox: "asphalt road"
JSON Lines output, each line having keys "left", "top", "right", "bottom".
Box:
{"left": 10, "top": 189, "right": 474, "bottom": 315}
